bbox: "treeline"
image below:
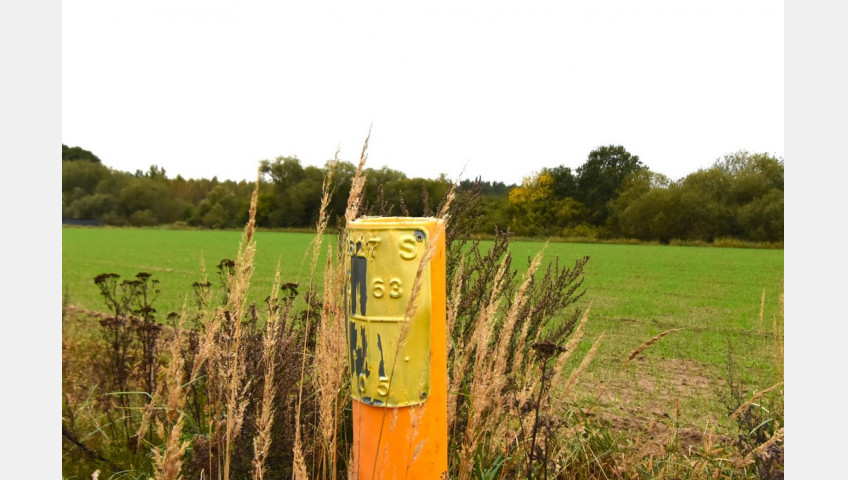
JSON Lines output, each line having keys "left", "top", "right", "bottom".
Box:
{"left": 61, "top": 144, "right": 783, "bottom": 243}
{"left": 504, "top": 146, "right": 784, "bottom": 243}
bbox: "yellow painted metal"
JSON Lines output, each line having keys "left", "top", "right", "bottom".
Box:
{"left": 345, "top": 218, "right": 432, "bottom": 407}
{"left": 346, "top": 217, "right": 448, "bottom": 479}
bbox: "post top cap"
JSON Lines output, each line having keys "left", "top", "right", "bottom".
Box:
{"left": 348, "top": 216, "right": 442, "bottom": 228}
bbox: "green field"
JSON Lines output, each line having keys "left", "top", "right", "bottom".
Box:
{"left": 62, "top": 226, "right": 784, "bottom": 431}
{"left": 62, "top": 227, "right": 330, "bottom": 315}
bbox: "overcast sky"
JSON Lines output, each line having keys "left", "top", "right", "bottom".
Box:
{"left": 62, "top": 1, "right": 783, "bottom": 185}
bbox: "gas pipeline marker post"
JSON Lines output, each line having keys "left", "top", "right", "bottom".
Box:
{"left": 345, "top": 217, "right": 448, "bottom": 479}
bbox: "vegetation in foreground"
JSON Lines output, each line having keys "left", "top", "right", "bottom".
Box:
{"left": 62, "top": 140, "right": 784, "bottom": 479}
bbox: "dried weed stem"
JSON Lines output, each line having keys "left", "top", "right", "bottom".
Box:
{"left": 623, "top": 328, "right": 682, "bottom": 365}
{"left": 729, "top": 381, "right": 785, "bottom": 420}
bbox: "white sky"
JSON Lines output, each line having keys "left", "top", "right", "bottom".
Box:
{"left": 62, "top": 1, "right": 783, "bottom": 184}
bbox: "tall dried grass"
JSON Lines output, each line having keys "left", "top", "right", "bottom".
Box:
{"left": 150, "top": 310, "right": 190, "bottom": 480}
{"left": 292, "top": 150, "right": 347, "bottom": 480}
{"left": 251, "top": 266, "right": 284, "bottom": 480}
{"left": 313, "top": 158, "right": 350, "bottom": 480}
{"left": 457, "top": 249, "right": 531, "bottom": 480}
{"left": 440, "top": 186, "right": 599, "bottom": 479}
{"left": 775, "top": 281, "right": 784, "bottom": 383}
{"left": 221, "top": 176, "right": 260, "bottom": 480}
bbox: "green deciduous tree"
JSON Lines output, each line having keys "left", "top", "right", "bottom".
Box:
{"left": 191, "top": 184, "right": 242, "bottom": 229}
{"left": 608, "top": 170, "right": 674, "bottom": 241}
{"left": 66, "top": 193, "right": 115, "bottom": 220}
{"left": 62, "top": 160, "right": 110, "bottom": 195}
{"left": 260, "top": 156, "right": 306, "bottom": 190}
{"left": 62, "top": 144, "right": 102, "bottom": 163}
{"left": 737, "top": 187, "right": 784, "bottom": 241}
{"left": 576, "top": 145, "right": 647, "bottom": 226}
{"left": 547, "top": 165, "right": 579, "bottom": 199}
{"left": 715, "top": 151, "right": 784, "bottom": 207}
{"left": 259, "top": 156, "right": 312, "bottom": 227}
{"left": 117, "top": 177, "right": 184, "bottom": 226}
{"left": 609, "top": 151, "right": 784, "bottom": 243}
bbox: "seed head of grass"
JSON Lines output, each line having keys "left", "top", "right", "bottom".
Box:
{"left": 623, "top": 328, "right": 682, "bottom": 366}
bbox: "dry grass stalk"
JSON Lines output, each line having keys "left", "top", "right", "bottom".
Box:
{"left": 292, "top": 443, "right": 309, "bottom": 480}
{"left": 485, "top": 252, "right": 562, "bottom": 471}
{"left": 347, "top": 445, "right": 358, "bottom": 480}
{"left": 436, "top": 182, "right": 456, "bottom": 221}
{"left": 189, "top": 289, "right": 222, "bottom": 480}
{"left": 404, "top": 403, "right": 429, "bottom": 478}
{"left": 445, "top": 258, "right": 465, "bottom": 426}
{"left": 195, "top": 307, "right": 223, "bottom": 479}
{"left": 466, "top": 253, "right": 510, "bottom": 378}
{"left": 222, "top": 175, "right": 261, "bottom": 480}
{"left": 446, "top": 257, "right": 464, "bottom": 353}
{"left": 729, "top": 381, "right": 784, "bottom": 420}
{"left": 181, "top": 255, "right": 224, "bottom": 478}
{"left": 338, "top": 133, "right": 372, "bottom": 480}
{"left": 559, "top": 333, "right": 604, "bottom": 400}
{"left": 293, "top": 156, "right": 340, "bottom": 480}
{"left": 512, "top": 319, "right": 535, "bottom": 388}
{"left": 316, "top": 246, "right": 348, "bottom": 480}
{"left": 776, "top": 281, "right": 784, "bottom": 381}
{"left": 456, "top": 253, "right": 512, "bottom": 480}
{"left": 486, "top": 249, "right": 546, "bottom": 425}
{"left": 623, "top": 328, "right": 682, "bottom": 366}
{"left": 191, "top": 265, "right": 220, "bottom": 382}
{"left": 547, "top": 306, "right": 591, "bottom": 393}
{"left": 495, "top": 248, "right": 545, "bottom": 362}
{"left": 758, "top": 287, "right": 766, "bottom": 331}
{"left": 151, "top": 311, "right": 191, "bottom": 480}
{"left": 136, "top": 380, "right": 157, "bottom": 451}
{"left": 310, "top": 150, "right": 337, "bottom": 275}
{"left": 543, "top": 423, "right": 592, "bottom": 479}
{"left": 742, "top": 427, "right": 784, "bottom": 465}
{"left": 181, "top": 254, "right": 220, "bottom": 469}
{"left": 345, "top": 128, "right": 370, "bottom": 225}
{"left": 513, "top": 256, "right": 576, "bottom": 384}
{"left": 251, "top": 266, "right": 286, "bottom": 480}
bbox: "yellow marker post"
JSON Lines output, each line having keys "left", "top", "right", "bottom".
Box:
{"left": 345, "top": 217, "right": 447, "bottom": 479}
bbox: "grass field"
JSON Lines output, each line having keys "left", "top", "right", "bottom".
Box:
{"left": 62, "top": 227, "right": 330, "bottom": 314}
{"left": 62, "top": 225, "right": 784, "bottom": 436}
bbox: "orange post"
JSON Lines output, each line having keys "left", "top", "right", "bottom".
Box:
{"left": 345, "top": 217, "right": 447, "bottom": 479}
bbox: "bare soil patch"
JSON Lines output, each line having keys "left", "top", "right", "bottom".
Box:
{"left": 580, "top": 357, "right": 733, "bottom": 457}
